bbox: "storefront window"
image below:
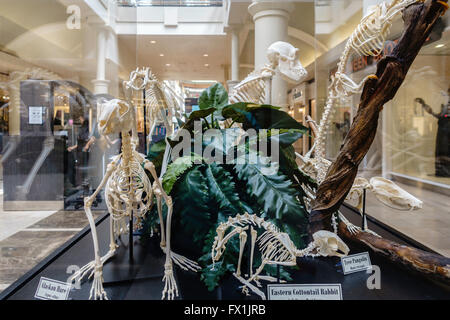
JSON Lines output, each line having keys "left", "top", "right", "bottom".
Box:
{"left": 0, "top": 0, "right": 448, "bottom": 302}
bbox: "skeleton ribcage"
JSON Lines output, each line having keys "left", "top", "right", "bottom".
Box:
{"left": 258, "top": 230, "right": 296, "bottom": 264}
{"left": 229, "top": 76, "right": 267, "bottom": 104}
{"left": 105, "top": 159, "right": 152, "bottom": 221}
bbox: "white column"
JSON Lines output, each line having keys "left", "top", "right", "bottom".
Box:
{"left": 92, "top": 26, "right": 110, "bottom": 95}
{"left": 231, "top": 28, "right": 240, "bottom": 82}
{"left": 248, "top": 1, "right": 294, "bottom": 110}
{"left": 363, "top": 0, "right": 384, "bottom": 15}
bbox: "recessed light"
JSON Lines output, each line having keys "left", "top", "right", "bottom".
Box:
{"left": 203, "top": 54, "right": 209, "bottom": 57}
{"left": 150, "top": 40, "right": 156, "bottom": 44}
{"left": 435, "top": 44, "right": 445, "bottom": 48}
{"left": 160, "top": 54, "right": 164, "bottom": 57}
{"left": 204, "top": 64, "right": 209, "bottom": 67}
{"left": 166, "top": 63, "right": 171, "bottom": 66}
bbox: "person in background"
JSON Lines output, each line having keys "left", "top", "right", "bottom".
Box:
{"left": 53, "top": 110, "right": 62, "bottom": 126}
{"left": 334, "top": 111, "right": 351, "bottom": 140}
{"left": 67, "top": 114, "right": 91, "bottom": 186}
{"left": 415, "top": 89, "right": 450, "bottom": 177}
{"left": 67, "top": 114, "right": 90, "bottom": 152}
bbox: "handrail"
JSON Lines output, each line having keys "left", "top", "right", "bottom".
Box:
{"left": 117, "top": 0, "right": 223, "bottom": 7}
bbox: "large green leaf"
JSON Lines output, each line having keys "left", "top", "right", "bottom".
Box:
{"left": 222, "top": 103, "right": 308, "bottom": 132}
{"left": 279, "top": 145, "right": 318, "bottom": 189}
{"left": 199, "top": 83, "right": 229, "bottom": 112}
{"left": 267, "top": 128, "right": 306, "bottom": 147}
{"left": 234, "top": 156, "right": 306, "bottom": 221}
{"left": 172, "top": 166, "right": 212, "bottom": 245}
{"left": 204, "top": 163, "right": 243, "bottom": 215}
{"left": 202, "top": 128, "right": 244, "bottom": 160}
{"left": 182, "top": 107, "right": 216, "bottom": 132}
{"left": 162, "top": 155, "right": 203, "bottom": 194}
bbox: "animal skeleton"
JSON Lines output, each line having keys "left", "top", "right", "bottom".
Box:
{"left": 211, "top": 213, "right": 349, "bottom": 300}
{"left": 124, "top": 67, "right": 184, "bottom": 175}
{"left": 312, "top": 0, "right": 420, "bottom": 183}
{"left": 229, "top": 41, "right": 307, "bottom": 105}
{"left": 68, "top": 72, "right": 197, "bottom": 300}
{"left": 297, "top": 0, "right": 424, "bottom": 230}
{"left": 124, "top": 68, "right": 200, "bottom": 295}
{"left": 300, "top": 118, "right": 423, "bottom": 236}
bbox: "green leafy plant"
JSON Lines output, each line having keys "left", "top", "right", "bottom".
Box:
{"left": 144, "top": 82, "right": 312, "bottom": 291}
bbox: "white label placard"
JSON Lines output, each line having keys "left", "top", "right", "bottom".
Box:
{"left": 267, "top": 284, "right": 342, "bottom": 300}
{"left": 341, "top": 252, "right": 372, "bottom": 275}
{"left": 34, "top": 277, "right": 71, "bottom": 300}
{"left": 29, "top": 106, "right": 43, "bottom": 125}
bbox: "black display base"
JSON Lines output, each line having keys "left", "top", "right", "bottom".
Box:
{"left": 1, "top": 207, "right": 449, "bottom": 300}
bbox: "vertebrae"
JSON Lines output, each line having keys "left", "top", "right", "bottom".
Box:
{"left": 314, "top": 0, "right": 419, "bottom": 177}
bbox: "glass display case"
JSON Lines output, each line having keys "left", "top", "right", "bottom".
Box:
{"left": 0, "top": 0, "right": 448, "bottom": 302}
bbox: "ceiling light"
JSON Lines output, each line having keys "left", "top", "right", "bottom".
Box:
{"left": 189, "top": 80, "right": 216, "bottom": 83}
{"left": 150, "top": 40, "right": 156, "bottom": 44}
{"left": 204, "top": 64, "right": 209, "bottom": 67}
{"left": 160, "top": 54, "right": 164, "bottom": 57}
{"left": 203, "top": 54, "right": 209, "bottom": 57}
{"left": 166, "top": 63, "right": 171, "bottom": 66}
{"left": 435, "top": 44, "right": 445, "bottom": 48}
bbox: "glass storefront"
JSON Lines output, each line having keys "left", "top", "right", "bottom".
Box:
{"left": 0, "top": 0, "right": 448, "bottom": 301}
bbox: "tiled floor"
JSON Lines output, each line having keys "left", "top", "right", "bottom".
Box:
{"left": 0, "top": 189, "right": 57, "bottom": 242}
{"left": 0, "top": 208, "right": 103, "bottom": 294}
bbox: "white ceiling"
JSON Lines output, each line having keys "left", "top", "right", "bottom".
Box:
{"left": 120, "top": 34, "right": 231, "bottom": 82}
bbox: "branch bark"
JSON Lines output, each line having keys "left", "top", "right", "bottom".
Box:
{"left": 338, "top": 221, "right": 450, "bottom": 285}
{"left": 308, "top": 0, "right": 450, "bottom": 284}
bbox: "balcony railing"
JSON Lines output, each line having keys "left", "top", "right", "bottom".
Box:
{"left": 117, "top": 0, "right": 223, "bottom": 7}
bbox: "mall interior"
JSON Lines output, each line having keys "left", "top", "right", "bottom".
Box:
{"left": 0, "top": 0, "right": 449, "bottom": 298}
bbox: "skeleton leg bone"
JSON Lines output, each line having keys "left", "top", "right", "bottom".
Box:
{"left": 249, "top": 227, "right": 257, "bottom": 277}
{"left": 233, "top": 273, "right": 266, "bottom": 300}
{"left": 145, "top": 160, "right": 200, "bottom": 299}
{"left": 67, "top": 162, "right": 117, "bottom": 300}
{"left": 236, "top": 229, "right": 248, "bottom": 277}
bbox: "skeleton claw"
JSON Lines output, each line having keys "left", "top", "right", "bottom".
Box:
{"left": 68, "top": 261, "right": 95, "bottom": 285}
{"left": 161, "top": 265, "right": 179, "bottom": 300}
{"left": 89, "top": 269, "right": 108, "bottom": 300}
{"left": 346, "top": 223, "right": 360, "bottom": 235}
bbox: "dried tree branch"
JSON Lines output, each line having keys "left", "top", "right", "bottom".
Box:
{"left": 338, "top": 221, "right": 450, "bottom": 284}
{"left": 308, "top": 0, "right": 450, "bottom": 283}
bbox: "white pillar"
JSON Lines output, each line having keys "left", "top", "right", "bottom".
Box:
{"left": 248, "top": 1, "right": 293, "bottom": 110}
{"left": 92, "top": 27, "right": 110, "bottom": 95}
{"left": 363, "top": 0, "right": 384, "bottom": 15}
{"left": 231, "top": 28, "right": 240, "bottom": 82}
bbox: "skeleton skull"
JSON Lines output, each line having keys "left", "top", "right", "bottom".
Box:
{"left": 267, "top": 41, "right": 307, "bottom": 84}
{"left": 369, "top": 177, "right": 423, "bottom": 211}
{"left": 97, "top": 99, "right": 134, "bottom": 136}
{"left": 312, "top": 230, "right": 349, "bottom": 257}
